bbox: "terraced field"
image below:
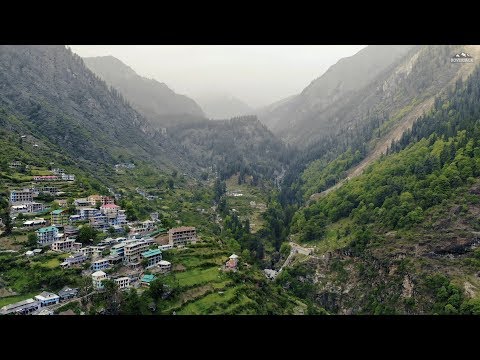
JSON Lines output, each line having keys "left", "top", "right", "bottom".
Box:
{"left": 225, "top": 175, "right": 268, "bottom": 233}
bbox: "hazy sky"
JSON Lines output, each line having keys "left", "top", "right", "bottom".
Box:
{"left": 69, "top": 45, "right": 367, "bottom": 108}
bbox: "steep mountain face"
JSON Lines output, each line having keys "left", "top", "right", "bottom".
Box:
{"left": 194, "top": 93, "right": 254, "bottom": 120}
{"left": 277, "top": 45, "right": 480, "bottom": 206}
{"left": 0, "top": 45, "right": 196, "bottom": 174}
{"left": 283, "top": 65, "right": 480, "bottom": 314}
{"left": 83, "top": 56, "right": 205, "bottom": 127}
{"left": 259, "top": 45, "right": 417, "bottom": 144}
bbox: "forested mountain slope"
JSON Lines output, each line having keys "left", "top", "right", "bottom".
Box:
{"left": 279, "top": 45, "right": 480, "bottom": 205}
{"left": 0, "top": 45, "right": 199, "bottom": 174}
{"left": 168, "top": 116, "right": 292, "bottom": 183}
{"left": 282, "top": 64, "right": 480, "bottom": 314}
{"left": 83, "top": 56, "right": 205, "bottom": 128}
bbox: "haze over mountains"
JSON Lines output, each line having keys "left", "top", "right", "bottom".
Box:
{"left": 193, "top": 92, "right": 254, "bottom": 120}
{"left": 83, "top": 56, "right": 205, "bottom": 128}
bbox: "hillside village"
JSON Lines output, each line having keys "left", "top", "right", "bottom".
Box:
{"left": 0, "top": 160, "right": 242, "bottom": 315}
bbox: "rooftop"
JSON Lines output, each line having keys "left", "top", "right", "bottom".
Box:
{"left": 92, "top": 270, "right": 107, "bottom": 277}
{"left": 51, "top": 209, "right": 65, "bottom": 215}
{"left": 35, "top": 292, "right": 59, "bottom": 300}
{"left": 37, "top": 226, "right": 58, "bottom": 233}
{"left": 141, "top": 249, "right": 162, "bottom": 258}
{"left": 168, "top": 226, "right": 196, "bottom": 233}
{"left": 141, "top": 274, "right": 156, "bottom": 283}
{"left": 158, "top": 260, "right": 171, "bottom": 266}
{"left": 230, "top": 254, "right": 239, "bottom": 259}
{"left": 1, "top": 298, "right": 37, "bottom": 311}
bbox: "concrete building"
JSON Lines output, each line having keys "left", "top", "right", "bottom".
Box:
{"left": 69, "top": 214, "right": 82, "bottom": 223}
{"left": 34, "top": 292, "right": 60, "bottom": 307}
{"left": 74, "top": 198, "right": 90, "bottom": 207}
{"left": 141, "top": 248, "right": 162, "bottom": 268}
{"left": 11, "top": 201, "right": 45, "bottom": 214}
{"left": 114, "top": 277, "right": 130, "bottom": 289}
{"left": 100, "top": 203, "right": 120, "bottom": 217}
{"left": 115, "top": 210, "right": 127, "bottom": 225}
{"left": 78, "top": 246, "right": 94, "bottom": 258}
{"left": 51, "top": 239, "right": 81, "bottom": 252}
{"left": 9, "top": 189, "right": 33, "bottom": 203}
{"left": 37, "top": 186, "right": 59, "bottom": 195}
{"left": 130, "top": 220, "right": 155, "bottom": 234}
{"left": 33, "top": 175, "right": 59, "bottom": 181}
{"left": 110, "top": 243, "right": 125, "bottom": 258}
{"left": 91, "top": 258, "right": 110, "bottom": 271}
{"left": 92, "top": 271, "right": 107, "bottom": 290}
{"left": 60, "top": 253, "right": 87, "bottom": 268}
{"left": 88, "top": 195, "right": 114, "bottom": 207}
{"left": 23, "top": 218, "right": 47, "bottom": 227}
{"left": 36, "top": 226, "right": 59, "bottom": 246}
{"left": 58, "top": 286, "right": 78, "bottom": 301}
{"left": 124, "top": 240, "right": 150, "bottom": 266}
{"left": 157, "top": 260, "right": 172, "bottom": 273}
{"left": 168, "top": 226, "right": 197, "bottom": 247}
{"left": 64, "top": 225, "right": 79, "bottom": 238}
{"left": 77, "top": 207, "right": 98, "bottom": 220}
{"left": 90, "top": 213, "right": 109, "bottom": 230}
{"left": 61, "top": 173, "right": 75, "bottom": 181}
{"left": 0, "top": 298, "right": 40, "bottom": 315}
{"left": 51, "top": 209, "right": 68, "bottom": 227}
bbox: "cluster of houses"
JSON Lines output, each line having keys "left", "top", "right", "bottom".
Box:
{"left": 3, "top": 226, "right": 201, "bottom": 315}
{"left": 0, "top": 286, "right": 78, "bottom": 315}
{"left": 3, "top": 163, "right": 215, "bottom": 315}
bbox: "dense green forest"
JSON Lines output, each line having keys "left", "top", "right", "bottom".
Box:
{"left": 168, "top": 116, "right": 293, "bottom": 183}
{"left": 281, "top": 65, "right": 480, "bottom": 314}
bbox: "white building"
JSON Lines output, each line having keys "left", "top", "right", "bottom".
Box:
{"left": 61, "top": 173, "right": 75, "bottom": 181}
{"left": 34, "top": 292, "right": 60, "bottom": 307}
{"left": 157, "top": 260, "right": 172, "bottom": 273}
{"left": 92, "top": 271, "right": 107, "bottom": 290}
{"left": 114, "top": 277, "right": 130, "bottom": 289}
{"left": 23, "top": 218, "right": 47, "bottom": 227}
{"left": 60, "top": 253, "right": 88, "bottom": 268}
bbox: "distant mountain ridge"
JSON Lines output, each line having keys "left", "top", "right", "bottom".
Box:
{"left": 83, "top": 55, "right": 205, "bottom": 128}
{"left": 194, "top": 93, "right": 254, "bottom": 120}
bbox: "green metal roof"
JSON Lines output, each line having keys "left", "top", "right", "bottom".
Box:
{"left": 37, "top": 226, "right": 58, "bottom": 233}
{"left": 141, "top": 249, "right": 162, "bottom": 258}
{"left": 141, "top": 274, "right": 156, "bottom": 283}
{"left": 51, "top": 209, "right": 64, "bottom": 215}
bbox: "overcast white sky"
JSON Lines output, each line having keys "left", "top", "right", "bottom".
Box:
{"left": 69, "top": 45, "right": 366, "bottom": 108}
